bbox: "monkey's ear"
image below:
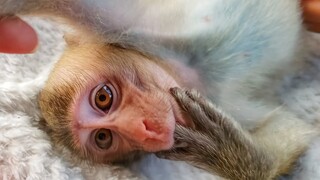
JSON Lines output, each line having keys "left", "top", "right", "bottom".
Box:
{"left": 63, "top": 33, "right": 80, "bottom": 47}
{"left": 63, "top": 31, "right": 100, "bottom": 47}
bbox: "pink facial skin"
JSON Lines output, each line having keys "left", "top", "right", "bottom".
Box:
{"left": 68, "top": 59, "right": 190, "bottom": 162}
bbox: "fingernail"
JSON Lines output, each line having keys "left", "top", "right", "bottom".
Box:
{"left": 170, "top": 87, "right": 182, "bottom": 95}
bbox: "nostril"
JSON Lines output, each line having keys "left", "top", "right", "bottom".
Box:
{"left": 143, "top": 119, "right": 160, "bottom": 134}
{"left": 143, "top": 120, "right": 151, "bottom": 131}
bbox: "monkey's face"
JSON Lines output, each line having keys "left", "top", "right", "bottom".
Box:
{"left": 38, "top": 44, "right": 190, "bottom": 163}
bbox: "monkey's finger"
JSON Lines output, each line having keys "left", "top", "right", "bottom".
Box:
{"left": 171, "top": 88, "right": 239, "bottom": 141}
{"left": 173, "top": 124, "right": 197, "bottom": 146}
{"left": 172, "top": 87, "right": 223, "bottom": 124}
{"left": 156, "top": 126, "right": 216, "bottom": 160}
{"left": 170, "top": 87, "right": 217, "bottom": 132}
{"left": 184, "top": 89, "right": 239, "bottom": 136}
{"left": 157, "top": 125, "right": 201, "bottom": 158}
{"left": 155, "top": 150, "right": 189, "bottom": 161}
{"left": 184, "top": 89, "right": 227, "bottom": 124}
{"left": 171, "top": 87, "right": 227, "bottom": 134}
{"left": 174, "top": 124, "right": 220, "bottom": 148}
{"left": 0, "top": 16, "right": 38, "bottom": 54}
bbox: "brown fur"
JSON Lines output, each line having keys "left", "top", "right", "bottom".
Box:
{"left": 157, "top": 88, "right": 317, "bottom": 179}
{"left": 38, "top": 43, "right": 181, "bottom": 163}
{"left": 2, "top": 0, "right": 319, "bottom": 179}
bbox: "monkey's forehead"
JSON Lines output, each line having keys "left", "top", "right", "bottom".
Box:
{"left": 39, "top": 44, "right": 154, "bottom": 128}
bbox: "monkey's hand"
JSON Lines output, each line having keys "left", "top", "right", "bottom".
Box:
{"left": 156, "top": 88, "right": 273, "bottom": 180}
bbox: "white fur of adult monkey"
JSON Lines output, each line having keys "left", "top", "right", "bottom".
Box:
{"left": 0, "top": 0, "right": 319, "bottom": 179}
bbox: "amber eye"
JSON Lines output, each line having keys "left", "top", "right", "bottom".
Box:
{"left": 95, "top": 85, "right": 113, "bottom": 111}
{"left": 94, "top": 129, "right": 113, "bottom": 150}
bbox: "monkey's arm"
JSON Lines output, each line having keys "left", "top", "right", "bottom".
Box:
{"left": 157, "top": 88, "right": 316, "bottom": 180}
{"left": 0, "top": 0, "right": 215, "bottom": 52}
{"left": 157, "top": 88, "right": 274, "bottom": 180}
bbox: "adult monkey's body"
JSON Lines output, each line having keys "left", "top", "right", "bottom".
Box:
{"left": 0, "top": 0, "right": 317, "bottom": 179}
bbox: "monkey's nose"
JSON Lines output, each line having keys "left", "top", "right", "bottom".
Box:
{"left": 116, "top": 118, "right": 161, "bottom": 142}
{"left": 142, "top": 119, "right": 162, "bottom": 135}
{"left": 114, "top": 116, "right": 174, "bottom": 151}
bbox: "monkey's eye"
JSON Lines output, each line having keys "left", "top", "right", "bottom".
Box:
{"left": 95, "top": 85, "right": 113, "bottom": 111}
{"left": 94, "top": 128, "right": 113, "bottom": 150}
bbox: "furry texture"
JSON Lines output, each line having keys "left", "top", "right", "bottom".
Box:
{"left": 0, "top": 17, "right": 218, "bottom": 180}
{"left": 0, "top": 17, "right": 320, "bottom": 180}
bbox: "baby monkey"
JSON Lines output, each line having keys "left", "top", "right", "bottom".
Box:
{"left": 0, "top": 0, "right": 318, "bottom": 179}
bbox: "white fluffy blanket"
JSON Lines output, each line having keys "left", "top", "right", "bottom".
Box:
{"left": 0, "top": 17, "right": 319, "bottom": 180}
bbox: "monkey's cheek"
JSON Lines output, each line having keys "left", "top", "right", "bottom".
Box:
{"left": 163, "top": 131, "right": 175, "bottom": 150}
{"left": 143, "top": 136, "right": 175, "bottom": 152}
{"left": 143, "top": 126, "right": 175, "bottom": 152}
{"left": 157, "top": 129, "right": 175, "bottom": 151}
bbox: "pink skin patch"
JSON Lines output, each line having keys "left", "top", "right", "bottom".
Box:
{"left": 68, "top": 59, "right": 194, "bottom": 155}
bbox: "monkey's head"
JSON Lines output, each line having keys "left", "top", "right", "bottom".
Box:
{"left": 38, "top": 42, "right": 193, "bottom": 164}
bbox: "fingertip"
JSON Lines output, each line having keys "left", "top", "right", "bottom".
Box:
{"left": 0, "top": 16, "right": 38, "bottom": 54}
{"left": 302, "top": 0, "right": 320, "bottom": 23}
